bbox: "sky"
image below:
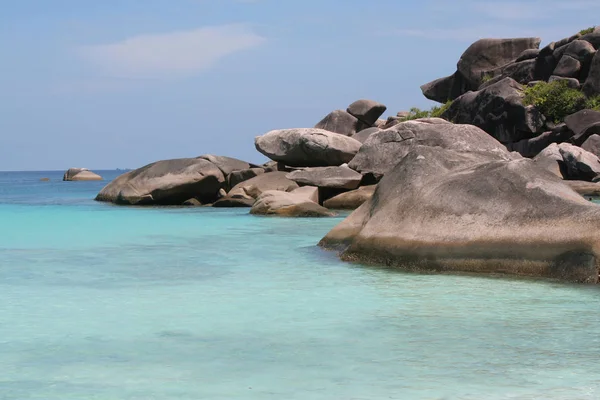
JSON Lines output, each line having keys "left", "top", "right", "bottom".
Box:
{"left": 1, "top": 0, "right": 598, "bottom": 171}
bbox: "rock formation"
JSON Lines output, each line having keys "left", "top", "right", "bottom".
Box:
{"left": 63, "top": 168, "right": 103, "bottom": 181}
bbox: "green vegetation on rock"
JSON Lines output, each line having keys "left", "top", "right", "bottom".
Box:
{"left": 580, "top": 27, "right": 595, "bottom": 35}
{"left": 522, "top": 81, "right": 600, "bottom": 123}
{"left": 400, "top": 100, "right": 453, "bottom": 122}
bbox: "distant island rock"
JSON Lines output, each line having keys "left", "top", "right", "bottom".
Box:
{"left": 63, "top": 168, "right": 103, "bottom": 181}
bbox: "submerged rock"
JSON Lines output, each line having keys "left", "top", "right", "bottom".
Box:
{"left": 63, "top": 168, "right": 103, "bottom": 181}
{"left": 320, "top": 145, "right": 600, "bottom": 283}
{"left": 250, "top": 190, "right": 336, "bottom": 217}
{"left": 95, "top": 158, "right": 224, "bottom": 205}
{"left": 255, "top": 128, "right": 362, "bottom": 167}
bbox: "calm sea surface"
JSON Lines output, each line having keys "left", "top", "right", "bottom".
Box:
{"left": 1, "top": 170, "right": 600, "bottom": 399}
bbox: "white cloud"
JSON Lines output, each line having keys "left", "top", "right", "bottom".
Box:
{"left": 80, "top": 24, "right": 265, "bottom": 79}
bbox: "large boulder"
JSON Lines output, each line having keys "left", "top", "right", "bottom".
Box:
{"left": 533, "top": 143, "right": 565, "bottom": 178}
{"left": 215, "top": 171, "right": 299, "bottom": 207}
{"left": 581, "top": 134, "right": 600, "bottom": 158}
{"left": 420, "top": 74, "right": 456, "bottom": 103}
{"left": 558, "top": 143, "right": 600, "bottom": 181}
{"left": 286, "top": 166, "right": 362, "bottom": 190}
{"left": 346, "top": 99, "right": 387, "bottom": 126}
{"left": 95, "top": 158, "right": 224, "bottom": 205}
{"left": 564, "top": 109, "right": 600, "bottom": 144}
{"left": 320, "top": 145, "right": 600, "bottom": 283}
{"left": 506, "top": 124, "right": 574, "bottom": 157}
{"left": 255, "top": 128, "right": 362, "bottom": 167}
{"left": 323, "top": 185, "right": 376, "bottom": 210}
{"left": 348, "top": 118, "right": 512, "bottom": 182}
{"left": 250, "top": 190, "right": 336, "bottom": 217}
{"left": 314, "top": 110, "right": 363, "bottom": 136}
{"left": 197, "top": 155, "right": 251, "bottom": 176}
{"left": 352, "top": 127, "right": 381, "bottom": 144}
{"left": 227, "top": 167, "right": 265, "bottom": 190}
{"left": 552, "top": 55, "right": 581, "bottom": 78}
{"left": 63, "top": 168, "right": 103, "bottom": 181}
{"left": 443, "top": 78, "right": 545, "bottom": 143}
{"left": 583, "top": 51, "right": 600, "bottom": 97}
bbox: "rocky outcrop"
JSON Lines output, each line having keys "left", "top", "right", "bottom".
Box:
{"left": 255, "top": 128, "right": 362, "bottom": 167}
{"left": 352, "top": 127, "right": 381, "bottom": 144}
{"left": 227, "top": 167, "right": 265, "bottom": 190}
{"left": 323, "top": 185, "right": 376, "bottom": 210}
{"left": 95, "top": 158, "right": 224, "bottom": 205}
{"left": 583, "top": 49, "right": 600, "bottom": 97}
{"left": 421, "top": 37, "right": 541, "bottom": 102}
{"left": 506, "top": 124, "right": 573, "bottom": 157}
{"left": 346, "top": 99, "right": 387, "bottom": 126}
{"left": 348, "top": 118, "right": 511, "bottom": 182}
{"left": 63, "top": 168, "right": 103, "bottom": 181}
{"left": 320, "top": 145, "right": 600, "bottom": 283}
{"left": 565, "top": 109, "right": 600, "bottom": 144}
{"left": 215, "top": 171, "right": 299, "bottom": 207}
{"left": 250, "top": 190, "right": 336, "bottom": 217}
{"left": 286, "top": 166, "right": 362, "bottom": 190}
{"left": 314, "top": 110, "right": 363, "bottom": 136}
{"left": 442, "top": 78, "right": 545, "bottom": 143}
{"left": 582, "top": 134, "right": 600, "bottom": 158}
{"left": 533, "top": 142, "right": 600, "bottom": 180}
{"left": 197, "top": 155, "right": 251, "bottom": 176}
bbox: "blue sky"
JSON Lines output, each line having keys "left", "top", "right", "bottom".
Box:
{"left": 1, "top": 0, "right": 598, "bottom": 170}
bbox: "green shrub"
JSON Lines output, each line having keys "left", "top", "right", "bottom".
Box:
{"left": 522, "top": 80, "right": 587, "bottom": 122}
{"left": 399, "top": 100, "right": 453, "bottom": 122}
{"left": 585, "top": 96, "right": 600, "bottom": 111}
{"left": 580, "top": 27, "right": 595, "bottom": 35}
{"left": 481, "top": 73, "right": 494, "bottom": 84}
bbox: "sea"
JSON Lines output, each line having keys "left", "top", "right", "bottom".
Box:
{"left": 1, "top": 170, "right": 600, "bottom": 400}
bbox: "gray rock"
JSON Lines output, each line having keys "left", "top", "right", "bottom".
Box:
{"left": 95, "top": 158, "right": 224, "bottom": 205}
{"left": 352, "top": 127, "right": 381, "bottom": 144}
{"left": 443, "top": 78, "right": 545, "bottom": 143}
{"left": 250, "top": 190, "right": 336, "bottom": 217}
{"left": 227, "top": 167, "right": 265, "bottom": 190}
{"left": 565, "top": 109, "right": 600, "bottom": 144}
{"left": 382, "top": 116, "right": 403, "bottom": 129}
{"left": 553, "top": 55, "right": 581, "bottom": 78}
{"left": 183, "top": 198, "right": 202, "bottom": 206}
{"left": 564, "top": 39, "right": 596, "bottom": 62}
{"left": 320, "top": 145, "right": 600, "bottom": 283}
{"left": 212, "top": 197, "right": 255, "bottom": 207}
{"left": 348, "top": 119, "right": 511, "bottom": 182}
{"left": 286, "top": 166, "right": 362, "bottom": 190}
{"left": 197, "top": 155, "right": 251, "bottom": 176}
{"left": 533, "top": 143, "right": 564, "bottom": 178}
{"left": 323, "top": 185, "right": 376, "bottom": 210}
{"left": 347, "top": 99, "right": 387, "bottom": 126}
{"left": 420, "top": 74, "right": 456, "bottom": 103}
{"left": 506, "top": 124, "right": 574, "bottom": 158}
{"left": 515, "top": 48, "right": 540, "bottom": 62}
{"left": 228, "top": 171, "right": 298, "bottom": 200}
{"left": 314, "top": 110, "right": 363, "bottom": 136}
{"left": 558, "top": 143, "right": 600, "bottom": 181}
{"left": 548, "top": 75, "right": 581, "bottom": 89}
{"left": 255, "top": 128, "right": 362, "bottom": 167}
{"left": 290, "top": 186, "right": 319, "bottom": 203}
{"left": 583, "top": 51, "right": 600, "bottom": 97}
{"left": 564, "top": 180, "right": 600, "bottom": 197}
{"left": 581, "top": 134, "right": 600, "bottom": 158}
{"left": 581, "top": 31, "right": 600, "bottom": 49}
{"left": 63, "top": 168, "right": 103, "bottom": 181}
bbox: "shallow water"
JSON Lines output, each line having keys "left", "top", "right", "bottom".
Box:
{"left": 1, "top": 170, "right": 600, "bottom": 399}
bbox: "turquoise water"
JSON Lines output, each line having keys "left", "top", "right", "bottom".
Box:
{"left": 1, "top": 171, "right": 600, "bottom": 399}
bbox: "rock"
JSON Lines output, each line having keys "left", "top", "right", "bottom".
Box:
{"left": 564, "top": 40, "right": 596, "bottom": 62}
{"left": 500, "top": 59, "right": 537, "bottom": 85}
{"left": 553, "top": 55, "right": 581, "bottom": 78}
{"left": 323, "top": 185, "right": 376, "bottom": 210}
{"left": 558, "top": 143, "right": 600, "bottom": 181}
{"left": 420, "top": 74, "right": 456, "bottom": 103}
{"left": 255, "top": 128, "right": 362, "bottom": 167}
{"left": 443, "top": 78, "right": 545, "bottom": 143}
{"left": 183, "top": 198, "right": 202, "bottom": 206}
{"left": 534, "top": 43, "right": 560, "bottom": 81}
{"left": 583, "top": 51, "right": 600, "bottom": 97}
{"left": 95, "top": 158, "right": 224, "bottom": 205}
{"left": 63, "top": 168, "right": 103, "bottom": 181}
{"left": 197, "top": 155, "right": 251, "bottom": 176}
{"left": 286, "top": 166, "right": 362, "bottom": 190}
{"left": 516, "top": 48, "right": 540, "bottom": 62}
{"left": 227, "top": 167, "right": 265, "bottom": 189}
{"left": 581, "top": 134, "right": 600, "bottom": 158}
{"left": 581, "top": 32, "right": 600, "bottom": 49}
{"left": 314, "top": 110, "right": 363, "bottom": 136}
{"left": 346, "top": 99, "right": 387, "bottom": 126}
{"left": 458, "top": 38, "right": 541, "bottom": 89}
{"left": 290, "top": 186, "right": 319, "bottom": 203}
{"left": 348, "top": 119, "right": 511, "bottom": 183}
{"left": 533, "top": 143, "right": 565, "bottom": 178}
{"left": 382, "top": 116, "right": 403, "bottom": 129}
{"left": 320, "top": 145, "right": 600, "bottom": 283}
{"left": 228, "top": 171, "right": 298, "bottom": 200}
{"left": 564, "top": 180, "right": 600, "bottom": 197}
{"left": 40, "top": 177, "right": 50, "bottom": 182}
{"left": 250, "top": 190, "right": 336, "bottom": 217}
{"left": 506, "top": 124, "right": 574, "bottom": 157}
{"left": 564, "top": 109, "right": 600, "bottom": 144}
{"left": 548, "top": 75, "right": 581, "bottom": 89}
{"left": 352, "top": 127, "right": 381, "bottom": 144}
{"left": 212, "top": 197, "right": 255, "bottom": 207}
{"left": 374, "top": 119, "right": 387, "bottom": 128}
